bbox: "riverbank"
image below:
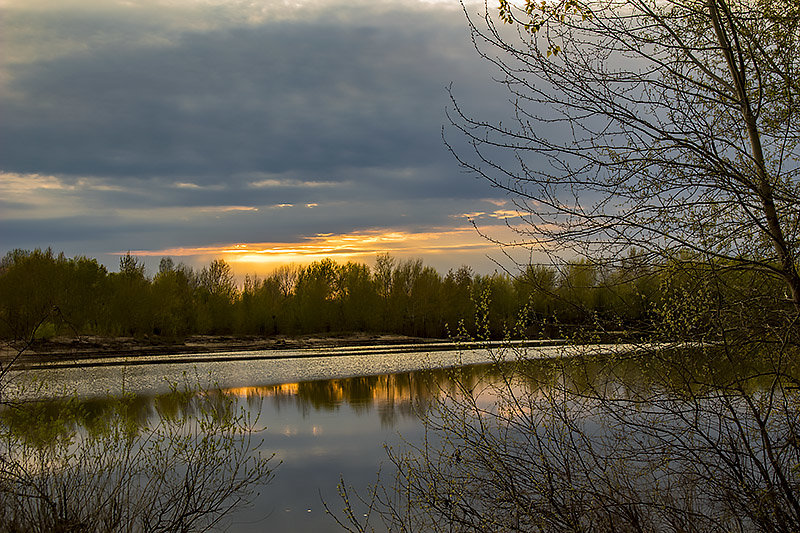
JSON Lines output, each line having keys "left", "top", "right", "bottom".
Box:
{"left": 2, "top": 339, "right": 605, "bottom": 401}
{"left": 1, "top": 334, "right": 449, "bottom": 366}
{"left": 2, "top": 334, "right": 572, "bottom": 371}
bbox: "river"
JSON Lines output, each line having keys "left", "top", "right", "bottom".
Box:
{"left": 1, "top": 342, "right": 635, "bottom": 531}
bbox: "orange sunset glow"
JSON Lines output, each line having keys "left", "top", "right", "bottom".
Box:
{"left": 125, "top": 223, "right": 539, "bottom": 274}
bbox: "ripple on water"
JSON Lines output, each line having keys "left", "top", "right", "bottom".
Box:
{"left": 6, "top": 343, "right": 629, "bottom": 400}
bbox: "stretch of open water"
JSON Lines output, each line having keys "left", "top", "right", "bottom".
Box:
{"left": 4, "top": 342, "right": 634, "bottom": 532}
{"left": 4, "top": 340, "right": 598, "bottom": 400}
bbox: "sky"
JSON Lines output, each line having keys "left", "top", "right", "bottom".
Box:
{"left": 0, "top": 0, "right": 538, "bottom": 276}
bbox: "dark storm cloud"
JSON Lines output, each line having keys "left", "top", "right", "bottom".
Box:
{"left": 0, "top": 0, "right": 516, "bottom": 267}
{"left": 1, "top": 3, "right": 497, "bottom": 196}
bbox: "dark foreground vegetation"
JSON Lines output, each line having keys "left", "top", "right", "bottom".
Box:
{"left": 0, "top": 377, "right": 273, "bottom": 532}
{"left": 0, "top": 247, "right": 654, "bottom": 343}
{"left": 3, "top": 247, "right": 788, "bottom": 346}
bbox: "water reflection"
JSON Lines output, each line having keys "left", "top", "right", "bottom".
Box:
{"left": 3, "top": 342, "right": 591, "bottom": 401}
{"left": 234, "top": 371, "right": 451, "bottom": 428}
{"left": 5, "top": 344, "right": 786, "bottom": 444}
{"left": 2, "top": 364, "right": 504, "bottom": 440}
{"left": 0, "top": 359, "right": 533, "bottom": 531}
{"left": 6, "top": 346, "right": 785, "bottom": 532}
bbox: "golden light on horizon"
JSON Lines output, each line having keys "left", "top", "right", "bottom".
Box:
{"left": 119, "top": 217, "right": 557, "bottom": 275}
{"left": 129, "top": 227, "right": 496, "bottom": 268}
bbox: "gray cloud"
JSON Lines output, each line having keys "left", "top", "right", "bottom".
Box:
{"left": 0, "top": 0, "right": 512, "bottom": 266}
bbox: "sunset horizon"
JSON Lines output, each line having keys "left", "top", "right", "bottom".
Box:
{"left": 0, "top": 0, "right": 524, "bottom": 276}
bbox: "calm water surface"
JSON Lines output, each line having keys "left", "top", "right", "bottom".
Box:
{"left": 5, "top": 342, "right": 581, "bottom": 400}
{"left": 227, "top": 375, "right": 438, "bottom": 531}
{"left": 4, "top": 343, "right": 629, "bottom": 531}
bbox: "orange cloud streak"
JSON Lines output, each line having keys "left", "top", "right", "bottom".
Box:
{"left": 129, "top": 228, "right": 494, "bottom": 265}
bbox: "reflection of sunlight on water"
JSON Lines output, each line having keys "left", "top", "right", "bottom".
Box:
{"left": 6, "top": 345, "right": 780, "bottom": 533}
{"left": 227, "top": 383, "right": 300, "bottom": 398}
{"left": 5, "top": 343, "right": 638, "bottom": 402}
{"left": 0, "top": 352, "right": 626, "bottom": 533}
{"left": 223, "top": 375, "right": 422, "bottom": 409}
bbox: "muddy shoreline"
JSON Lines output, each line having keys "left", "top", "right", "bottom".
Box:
{"left": 2, "top": 334, "right": 447, "bottom": 365}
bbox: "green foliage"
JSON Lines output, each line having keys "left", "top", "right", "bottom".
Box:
{"left": 0, "top": 249, "right": 110, "bottom": 340}
{"left": 108, "top": 253, "right": 151, "bottom": 336}
{"left": 2, "top": 247, "right": 770, "bottom": 345}
{"left": 197, "top": 259, "right": 237, "bottom": 334}
{"left": 0, "top": 383, "right": 274, "bottom": 532}
{"left": 321, "top": 0, "right": 800, "bottom": 528}
{"left": 32, "top": 322, "right": 57, "bottom": 340}
{"left": 332, "top": 343, "right": 800, "bottom": 533}
{"left": 294, "top": 258, "right": 339, "bottom": 332}
{"left": 152, "top": 262, "right": 197, "bottom": 337}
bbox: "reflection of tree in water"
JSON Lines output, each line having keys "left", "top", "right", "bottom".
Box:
{"left": 0, "top": 381, "right": 272, "bottom": 532}
{"left": 328, "top": 344, "right": 800, "bottom": 533}
{"left": 252, "top": 365, "right": 509, "bottom": 428}
{"left": 8, "top": 345, "right": 796, "bottom": 445}
{"left": 2, "top": 385, "right": 215, "bottom": 443}
{"left": 0, "top": 366, "right": 496, "bottom": 437}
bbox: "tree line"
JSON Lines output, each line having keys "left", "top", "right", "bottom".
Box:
{"left": 1, "top": 247, "right": 784, "bottom": 343}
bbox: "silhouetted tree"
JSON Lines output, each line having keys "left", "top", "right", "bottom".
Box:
{"left": 197, "top": 259, "right": 237, "bottom": 334}
{"left": 331, "top": 1, "right": 800, "bottom": 531}
{"left": 448, "top": 0, "right": 800, "bottom": 326}
{"left": 295, "top": 259, "right": 338, "bottom": 333}
{"left": 152, "top": 258, "right": 196, "bottom": 337}
{"left": 108, "top": 253, "right": 151, "bottom": 336}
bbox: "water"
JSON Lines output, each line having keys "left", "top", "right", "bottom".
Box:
{"left": 227, "top": 378, "right": 428, "bottom": 531}
{"left": 1, "top": 342, "right": 636, "bottom": 532}
{"left": 4, "top": 341, "right": 633, "bottom": 400}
